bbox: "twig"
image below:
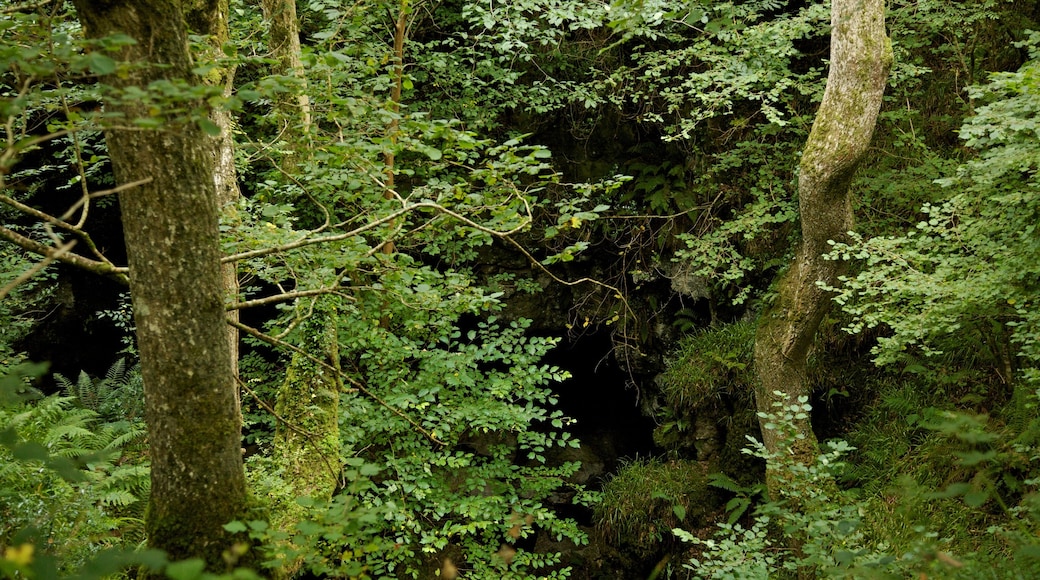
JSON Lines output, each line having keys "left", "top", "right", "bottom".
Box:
{"left": 502, "top": 234, "right": 637, "bottom": 321}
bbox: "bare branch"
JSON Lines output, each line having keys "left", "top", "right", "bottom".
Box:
{"left": 223, "top": 200, "right": 530, "bottom": 264}
{"left": 226, "top": 286, "right": 354, "bottom": 311}
{"left": 501, "top": 234, "right": 637, "bottom": 321}
{"left": 0, "top": 225, "right": 129, "bottom": 284}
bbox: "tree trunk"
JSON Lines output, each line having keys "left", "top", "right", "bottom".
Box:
{"left": 270, "top": 314, "right": 342, "bottom": 578}
{"left": 260, "top": 0, "right": 311, "bottom": 145}
{"left": 753, "top": 0, "right": 892, "bottom": 470}
{"left": 255, "top": 3, "right": 342, "bottom": 572}
{"left": 71, "top": 0, "right": 248, "bottom": 568}
{"left": 186, "top": 0, "right": 244, "bottom": 405}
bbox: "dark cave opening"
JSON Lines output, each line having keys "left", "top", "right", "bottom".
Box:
{"left": 546, "top": 330, "right": 659, "bottom": 480}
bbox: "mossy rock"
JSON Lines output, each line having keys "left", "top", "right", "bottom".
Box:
{"left": 593, "top": 458, "right": 721, "bottom": 557}
{"left": 657, "top": 321, "right": 756, "bottom": 410}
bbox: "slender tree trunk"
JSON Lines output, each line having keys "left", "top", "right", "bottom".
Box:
{"left": 256, "top": 3, "right": 341, "bottom": 574}
{"left": 260, "top": 0, "right": 311, "bottom": 146}
{"left": 71, "top": 0, "right": 248, "bottom": 568}
{"left": 186, "top": 0, "right": 243, "bottom": 404}
{"left": 753, "top": 0, "right": 892, "bottom": 471}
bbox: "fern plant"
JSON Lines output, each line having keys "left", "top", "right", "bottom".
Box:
{"left": 0, "top": 392, "right": 150, "bottom": 571}
{"left": 55, "top": 357, "right": 145, "bottom": 423}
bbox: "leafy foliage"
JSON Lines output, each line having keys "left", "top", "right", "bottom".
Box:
{"left": 825, "top": 43, "right": 1040, "bottom": 385}
{"left": 3, "top": 0, "right": 1040, "bottom": 577}
{"left": 0, "top": 387, "right": 149, "bottom": 574}
{"left": 678, "top": 397, "right": 1010, "bottom": 578}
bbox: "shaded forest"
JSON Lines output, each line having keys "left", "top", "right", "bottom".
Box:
{"left": 2, "top": 0, "right": 1040, "bottom": 578}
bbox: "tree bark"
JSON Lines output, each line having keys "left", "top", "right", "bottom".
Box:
{"left": 255, "top": 3, "right": 342, "bottom": 572}
{"left": 71, "top": 0, "right": 248, "bottom": 568}
{"left": 186, "top": 0, "right": 244, "bottom": 404}
{"left": 753, "top": 0, "right": 892, "bottom": 469}
{"left": 260, "top": 0, "right": 311, "bottom": 144}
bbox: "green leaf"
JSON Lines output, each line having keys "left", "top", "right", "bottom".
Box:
{"left": 86, "top": 52, "right": 117, "bottom": 75}
{"left": 198, "top": 118, "right": 222, "bottom": 137}
{"left": 422, "top": 145, "right": 442, "bottom": 161}
{"left": 224, "top": 521, "right": 248, "bottom": 533}
{"left": 672, "top": 504, "right": 687, "bottom": 521}
{"left": 134, "top": 117, "right": 165, "bottom": 129}
{"left": 165, "top": 559, "right": 206, "bottom": 580}
{"left": 963, "top": 490, "right": 990, "bottom": 507}
{"left": 359, "top": 463, "right": 381, "bottom": 476}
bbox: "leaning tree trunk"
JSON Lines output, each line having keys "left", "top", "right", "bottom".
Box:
{"left": 753, "top": 0, "right": 892, "bottom": 474}
{"left": 71, "top": 0, "right": 248, "bottom": 569}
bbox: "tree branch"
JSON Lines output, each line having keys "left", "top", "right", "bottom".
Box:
{"left": 226, "top": 286, "right": 354, "bottom": 311}
{"left": 0, "top": 0, "right": 59, "bottom": 14}
{"left": 223, "top": 200, "right": 530, "bottom": 264}
{"left": 0, "top": 225, "right": 129, "bottom": 284}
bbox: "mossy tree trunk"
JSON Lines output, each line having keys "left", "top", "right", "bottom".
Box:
{"left": 257, "top": 1, "right": 341, "bottom": 571}
{"left": 753, "top": 0, "right": 892, "bottom": 473}
{"left": 258, "top": 0, "right": 309, "bottom": 139}
{"left": 270, "top": 315, "right": 342, "bottom": 578}
{"left": 71, "top": 0, "right": 248, "bottom": 568}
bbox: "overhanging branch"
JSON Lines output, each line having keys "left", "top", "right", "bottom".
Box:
{"left": 0, "top": 225, "right": 129, "bottom": 285}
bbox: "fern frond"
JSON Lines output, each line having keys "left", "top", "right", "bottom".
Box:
{"left": 105, "top": 358, "right": 127, "bottom": 384}
{"left": 98, "top": 489, "right": 139, "bottom": 507}
{"left": 105, "top": 423, "right": 147, "bottom": 450}
{"left": 54, "top": 371, "right": 74, "bottom": 395}
{"left": 60, "top": 359, "right": 146, "bottom": 422}
{"left": 48, "top": 423, "right": 97, "bottom": 443}
{"left": 11, "top": 396, "right": 76, "bottom": 435}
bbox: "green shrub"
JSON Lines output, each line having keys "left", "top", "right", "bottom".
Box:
{"left": 676, "top": 395, "right": 1040, "bottom": 579}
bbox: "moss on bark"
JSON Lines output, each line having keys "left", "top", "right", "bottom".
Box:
{"left": 753, "top": 0, "right": 893, "bottom": 481}
{"left": 71, "top": 0, "right": 249, "bottom": 571}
